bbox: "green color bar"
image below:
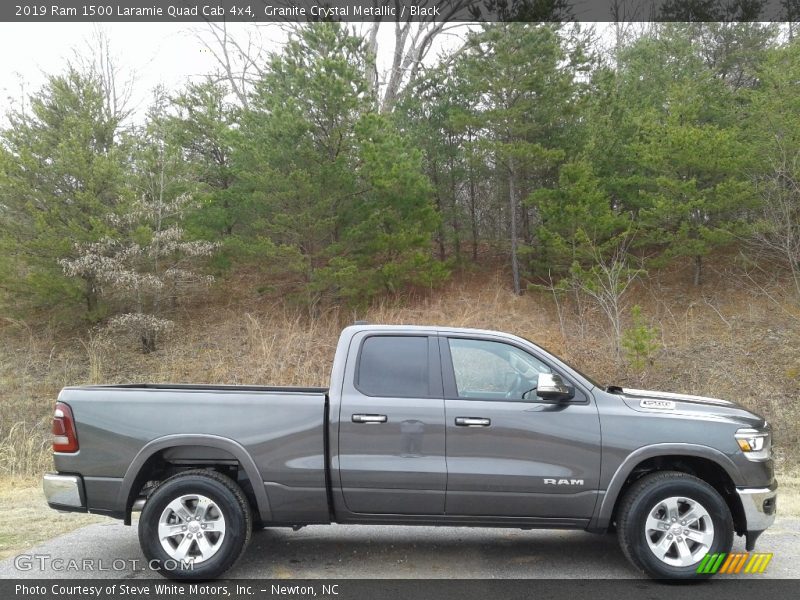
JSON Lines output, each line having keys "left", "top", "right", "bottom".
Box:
{"left": 710, "top": 553, "right": 727, "bottom": 573}
{"left": 696, "top": 554, "right": 713, "bottom": 574}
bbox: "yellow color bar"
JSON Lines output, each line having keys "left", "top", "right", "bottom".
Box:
{"left": 745, "top": 554, "right": 760, "bottom": 573}
{"left": 757, "top": 554, "right": 773, "bottom": 573}
{"left": 744, "top": 553, "right": 773, "bottom": 573}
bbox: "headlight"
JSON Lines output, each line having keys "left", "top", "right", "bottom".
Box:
{"left": 735, "top": 428, "right": 771, "bottom": 461}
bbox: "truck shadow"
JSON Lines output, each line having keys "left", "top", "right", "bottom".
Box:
{"left": 234, "top": 525, "right": 639, "bottom": 578}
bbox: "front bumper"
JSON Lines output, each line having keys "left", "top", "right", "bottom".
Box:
{"left": 43, "top": 473, "right": 87, "bottom": 512}
{"left": 737, "top": 481, "right": 777, "bottom": 532}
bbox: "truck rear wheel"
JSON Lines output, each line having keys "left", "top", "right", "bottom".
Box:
{"left": 617, "top": 470, "right": 733, "bottom": 580}
{"left": 138, "top": 469, "right": 252, "bottom": 580}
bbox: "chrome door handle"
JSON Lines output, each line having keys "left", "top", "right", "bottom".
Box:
{"left": 352, "top": 414, "right": 388, "bottom": 424}
{"left": 455, "top": 417, "right": 491, "bottom": 427}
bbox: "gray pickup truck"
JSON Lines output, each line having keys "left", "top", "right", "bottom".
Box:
{"left": 44, "top": 324, "right": 776, "bottom": 580}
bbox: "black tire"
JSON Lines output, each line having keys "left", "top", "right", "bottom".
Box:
{"left": 138, "top": 469, "right": 252, "bottom": 580}
{"left": 617, "top": 470, "right": 733, "bottom": 580}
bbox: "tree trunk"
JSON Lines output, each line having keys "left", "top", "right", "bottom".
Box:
{"left": 223, "top": 198, "right": 233, "bottom": 236}
{"left": 612, "top": 299, "right": 622, "bottom": 363}
{"left": 85, "top": 277, "right": 98, "bottom": 314}
{"left": 141, "top": 331, "right": 156, "bottom": 354}
{"left": 449, "top": 153, "right": 461, "bottom": 262}
{"left": 467, "top": 131, "right": 479, "bottom": 262}
{"left": 469, "top": 170, "right": 478, "bottom": 262}
{"left": 521, "top": 204, "right": 532, "bottom": 246}
{"left": 508, "top": 161, "right": 521, "bottom": 295}
{"left": 791, "top": 258, "right": 800, "bottom": 300}
{"left": 431, "top": 166, "right": 446, "bottom": 262}
{"left": 521, "top": 204, "right": 533, "bottom": 272}
{"left": 693, "top": 255, "right": 703, "bottom": 286}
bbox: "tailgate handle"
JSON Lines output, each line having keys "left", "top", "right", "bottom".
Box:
{"left": 455, "top": 417, "right": 491, "bottom": 427}
{"left": 352, "top": 414, "right": 388, "bottom": 424}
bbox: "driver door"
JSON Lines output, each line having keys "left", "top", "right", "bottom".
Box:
{"left": 441, "top": 335, "right": 601, "bottom": 519}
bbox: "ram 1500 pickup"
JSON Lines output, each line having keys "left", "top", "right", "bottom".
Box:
{"left": 43, "top": 324, "right": 777, "bottom": 580}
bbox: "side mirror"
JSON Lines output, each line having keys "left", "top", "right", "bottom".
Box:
{"left": 536, "top": 373, "right": 575, "bottom": 402}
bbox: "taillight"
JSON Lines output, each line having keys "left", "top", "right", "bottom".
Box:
{"left": 52, "top": 402, "right": 79, "bottom": 453}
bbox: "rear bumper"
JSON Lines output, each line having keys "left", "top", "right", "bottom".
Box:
{"left": 43, "top": 473, "right": 87, "bottom": 512}
{"left": 737, "top": 481, "right": 777, "bottom": 532}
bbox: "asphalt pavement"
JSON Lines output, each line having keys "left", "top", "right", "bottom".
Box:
{"left": 1, "top": 517, "right": 799, "bottom": 579}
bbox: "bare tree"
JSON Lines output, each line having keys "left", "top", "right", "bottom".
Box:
{"left": 196, "top": 4, "right": 473, "bottom": 111}
{"left": 609, "top": 0, "right": 644, "bottom": 62}
{"left": 71, "top": 26, "right": 135, "bottom": 124}
{"left": 196, "top": 21, "right": 282, "bottom": 108}
{"left": 566, "top": 233, "right": 644, "bottom": 361}
{"left": 365, "top": 1, "right": 474, "bottom": 112}
{"left": 750, "top": 141, "right": 800, "bottom": 300}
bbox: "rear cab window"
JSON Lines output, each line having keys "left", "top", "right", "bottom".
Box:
{"left": 355, "top": 335, "right": 432, "bottom": 398}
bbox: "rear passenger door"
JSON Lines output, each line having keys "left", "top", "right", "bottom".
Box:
{"left": 337, "top": 332, "right": 446, "bottom": 515}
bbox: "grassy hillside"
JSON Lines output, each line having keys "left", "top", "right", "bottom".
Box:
{"left": 1, "top": 258, "right": 799, "bottom": 480}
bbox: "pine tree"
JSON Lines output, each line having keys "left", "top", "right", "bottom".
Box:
{"left": 234, "top": 23, "right": 445, "bottom": 308}
{"left": 0, "top": 67, "right": 127, "bottom": 317}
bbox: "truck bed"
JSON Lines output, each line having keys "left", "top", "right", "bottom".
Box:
{"left": 55, "top": 384, "right": 331, "bottom": 525}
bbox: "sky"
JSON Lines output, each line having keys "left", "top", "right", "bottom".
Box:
{"left": 0, "top": 22, "right": 280, "bottom": 118}
{"left": 0, "top": 22, "right": 471, "bottom": 121}
{"left": 0, "top": 21, "right": 614, "bottom": 123}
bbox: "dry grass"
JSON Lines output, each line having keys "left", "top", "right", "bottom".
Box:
{"left": 776, "top": 471, "right": 800, "bottom": 516}
{"left": 0, "top": 477, "right": 104, "bottom": 560}
{"left": 2, "top": 263, "right": 799, "bottom": 473}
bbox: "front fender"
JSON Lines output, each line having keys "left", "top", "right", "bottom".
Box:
{"left": 588, "top": 443, "right": 743, "bottom": 532}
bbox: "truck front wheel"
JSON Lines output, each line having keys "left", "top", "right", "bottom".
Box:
{"left": 138, "top": 470, "right": 252, "bottom": 579}
{"left": 617, "top": 470, "right": 733, "bottom": 579}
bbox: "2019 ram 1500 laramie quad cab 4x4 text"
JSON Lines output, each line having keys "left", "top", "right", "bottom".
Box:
{"left": 43, "top": 324, "right": 777, "bottom": 579}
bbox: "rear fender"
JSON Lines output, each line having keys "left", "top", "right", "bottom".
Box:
{"left": 118, "top": 434, "right": 272, "bottom": 524}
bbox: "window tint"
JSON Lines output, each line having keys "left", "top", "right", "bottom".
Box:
{"left": 448, "top": 338, "right": 551, "bottom": 400}
{"left": 357, "top": 336, "right": 429, "bottom": 397}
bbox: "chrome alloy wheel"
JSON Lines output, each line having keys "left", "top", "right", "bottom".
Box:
{"left": 645, "top": 496, "right": 715, "bottom": 567}
{"left": 158, "top": 494, "right": 226, "bottom": 564}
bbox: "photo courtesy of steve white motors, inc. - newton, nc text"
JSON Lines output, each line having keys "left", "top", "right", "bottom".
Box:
{"left": 1, "top": 0, "right": 800, "bottom": 599}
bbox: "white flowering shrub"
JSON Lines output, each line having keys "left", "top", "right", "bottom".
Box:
{"left": 60, "top": 193, "right": 217, "bottom": 352}
{"left": 107, "top": 313, "right": 174, "bottom": 353}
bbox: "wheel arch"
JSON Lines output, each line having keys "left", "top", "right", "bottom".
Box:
{"left": 118, "top": 434, "right": 272, "bottom": 525}
{"left": 590, "top": 444, "right": 745, "bottom": 534}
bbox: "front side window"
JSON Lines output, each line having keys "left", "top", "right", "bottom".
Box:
{"left": 448, "top": 338, "right": 551, "bottom": 400}
{"left": 357, "top": 336, "right": 429, "bottom": 397}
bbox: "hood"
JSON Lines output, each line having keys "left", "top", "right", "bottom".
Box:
{"left": 608, "top": 386, "right": 767, "bottom": 429}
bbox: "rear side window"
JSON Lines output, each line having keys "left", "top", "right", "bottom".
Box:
{"left": 356, "top": 336, "right": 429, "bottom": 397}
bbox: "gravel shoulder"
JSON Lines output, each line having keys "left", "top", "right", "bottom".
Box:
{"left": 2, "top": 475, "right": 798, "bottom": 579}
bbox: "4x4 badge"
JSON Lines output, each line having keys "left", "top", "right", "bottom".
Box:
{"left": 640, "top": 399, "right": 675, "bottom": 410}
